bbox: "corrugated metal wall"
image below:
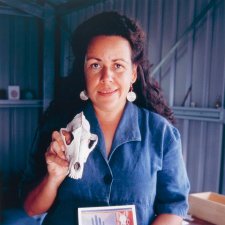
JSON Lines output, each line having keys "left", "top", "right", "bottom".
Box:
{"left": 0, "top": 14, "right": 41, "bottom": 202}
{"left": 59, "top": 0, "right": 225, "bottom": 194}
{"left": 0, "top": 14, "right": 40, "bottom": 94}
{"left": 0, "top": 0, "right": 224, "bottom": 201}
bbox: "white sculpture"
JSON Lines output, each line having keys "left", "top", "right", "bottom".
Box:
{"left": 60, "top": 112, "right": 98, "bottom": 179}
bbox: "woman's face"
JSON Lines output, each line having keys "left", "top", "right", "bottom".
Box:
{"left": 84, "top": 35, "right": 137, "bottom": 113}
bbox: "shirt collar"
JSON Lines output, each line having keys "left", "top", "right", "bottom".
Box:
{"left": 111, "top": 102, "right": 141, "bottom": 151}
{"left": 83, "top": 101, "right": 141, "bottom": 159}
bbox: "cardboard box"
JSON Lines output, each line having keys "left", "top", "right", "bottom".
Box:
{"left": 189, "top": 192, "right": 225, "bottom": 225}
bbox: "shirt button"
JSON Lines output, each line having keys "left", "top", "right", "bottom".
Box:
{"left": 104, "top": 174, "right": 112, "bottom": 184}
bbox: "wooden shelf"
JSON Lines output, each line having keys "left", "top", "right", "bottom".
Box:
{"left": 0, "top": 100, "right": 43, "bottom": 108}
{"left": 173, "top": 106, "right": 224, "bottom": 123}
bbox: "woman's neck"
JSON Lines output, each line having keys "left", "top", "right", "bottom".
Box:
{"left": 93, "top": 104, "right": 125, "bottom": 125}
{"left": 93, "top": 103, "right": 126, "bottom": 156}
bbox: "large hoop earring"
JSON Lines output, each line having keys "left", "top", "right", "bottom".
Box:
{"left": 80, "top": 90, "right": 89, "bottom": 101}
{"left": 126, "top": 85, "right": 136, "bottom": 102}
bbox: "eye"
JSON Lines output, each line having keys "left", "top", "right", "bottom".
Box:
{"left": 115, "top": 63, "right": 122, "bottom": 69}
{"left": 114, "top": 63, "right": 125, "bottom": 71}
{"left": 90, "top": 63, "right": 100, "bottom": 69}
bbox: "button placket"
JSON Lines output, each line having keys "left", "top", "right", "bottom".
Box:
{"left": 103, "top": 174, "right": 112, "bottom": 184}
{"left": 102, "top": 161, "right": 113, "bottom": 205}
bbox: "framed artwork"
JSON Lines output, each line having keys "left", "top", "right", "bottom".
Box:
{"left": 8, "top": 85, "right": 20, "bottom": 100}
{"left": 78, "top": 205, "right": 137, "bottom": 225}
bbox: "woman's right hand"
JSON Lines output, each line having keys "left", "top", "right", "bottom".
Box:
{"left": 45, "top": 131, "right": 69, "bottom": 183}
{"left": 24, "top": 130, "right": 74, "bottom": 216}
{"left": 24, "top": 130, "right": 72, "bottom": 216}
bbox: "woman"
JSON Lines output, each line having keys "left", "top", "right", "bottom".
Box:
{"left": 21, "top": 11, "right": 190, "bottom": 225}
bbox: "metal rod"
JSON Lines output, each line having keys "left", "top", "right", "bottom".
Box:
{"left": 151, "top": 0, "right": 221, "bottom": 77}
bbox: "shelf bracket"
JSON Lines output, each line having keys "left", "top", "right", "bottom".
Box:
{"left": 173, "top": 107, "right": 225, "bottom": 123}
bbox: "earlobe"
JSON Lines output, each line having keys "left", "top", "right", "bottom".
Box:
{"left": 132, "top": 74, "right": 137, "bottom": 83}
{"left": 132, "top": 64, "right": 138, "bottom": 83}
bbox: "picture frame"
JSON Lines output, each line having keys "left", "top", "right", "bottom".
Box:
{"left": 78, "top": 205, "right": 137, "bottom": 225}
{"left": 8, "top": 85, "right": 20, "bottom": 100}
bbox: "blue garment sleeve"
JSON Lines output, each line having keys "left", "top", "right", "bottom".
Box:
{"left": 19, "top": 112, "right": 69, "bottom": 202}
{"left": 154, "top": 126, "right": 190, "bottom": 217}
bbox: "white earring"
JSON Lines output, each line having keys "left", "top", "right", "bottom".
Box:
{"left": 126, "top": 85, "right": 136, "bottom": 102}
{"left": 80, "top": 90, "right": 89, "bottom": 101}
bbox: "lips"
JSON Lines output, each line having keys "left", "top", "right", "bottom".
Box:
{"left": 98, "top": 89, "right": 118, "bottom": 96}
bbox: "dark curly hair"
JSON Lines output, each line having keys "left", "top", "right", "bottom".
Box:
{"left": 44, "top": 11, "right": 174, "bottom": 124}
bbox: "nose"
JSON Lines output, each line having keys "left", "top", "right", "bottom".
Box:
{"left": 100, "top": 66, "right": 113, "bottom": 83}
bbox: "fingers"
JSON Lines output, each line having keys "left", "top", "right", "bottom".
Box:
{"left": 45, "top": 150, "right": 68, "bottom": 167}
{"left": 49, "top": 131, "right": 66, "bottom": 160}
{"left": 52, "top": 131, "right": 65, "bottom": 151}
{"left": 61, "top": 130, "right": 74, "bottom": 145}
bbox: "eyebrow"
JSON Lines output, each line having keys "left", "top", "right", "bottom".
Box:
{"left": 85, "top": 57, "right": 101, "bottom": 61}
{"left": 85, "top": 56, "right": 129, "bottom": 64}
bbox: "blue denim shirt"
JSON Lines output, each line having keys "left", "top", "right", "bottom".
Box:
{"left": 23, "top": 102, "right": 190, "bottom": 225}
